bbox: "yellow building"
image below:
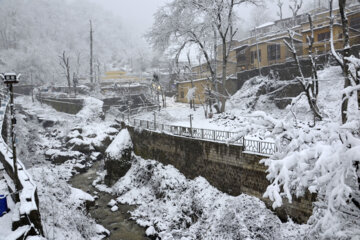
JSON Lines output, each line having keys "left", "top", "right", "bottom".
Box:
{"left": 176, "top": 78, "right": 211, "bottom": 104}
{"left": 101, "top": 71, "right": 140, "bottom": 86}
{"left": 191, "top": 60, "right": 237, "bottom": 80}
{"left": 301, "top": 6, "right": 360, "bottom": 55}
{"left": 236, "top": 31, "right": 303, "bottom": 71}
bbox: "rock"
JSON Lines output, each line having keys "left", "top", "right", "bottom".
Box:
{"left": 73, "top": 163, "right": 87, "bottom": 173}
{"left": 104, "top": 129, "right": 133, "bottom": 185}
{"left": 67, "top": 138, "right": 94, "bottom": 154}
{"left": 145, "top": 226, "right": 157, "bottom": 237}
{"left": 50, "top": 150, "right": 83, "bottom": 164}
{"left": 92, "top": 135, "right": 112, "bottom": 154}
{"left": 107, "top": 199, "right": 117, "bottom": 207}
{"left": 96, "top": 224, "right": 110, "bottom": 237}
{"left": 86, "top": 133, "right": 97, "bottom": 138}
{"left": 71, "top": 127, "right": 83, "bottom": 134}
{"left": 110, "top": 123, "right": 122, "bottom": 131}
{"left": 90, "top": 152, "right": 102, "bottom": 161}
{"left": 105, "top": 127, "right": 119, "bottom": 136}
{"left": 110, "top": 205, "right": 118, "bottom": 212}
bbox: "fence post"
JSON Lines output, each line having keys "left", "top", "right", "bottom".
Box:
{"left": 213, "top": 130, "right": 216, "bottom": 140}
{"left": 147, "top": 120, "right": 149, "bottom": 129}
{"left": 201, "top": 129, "right": 204, "bottom": 139}
{"left": 226, "top": 131, "right": 229, "bottom": 139}
{"left": 258, "top": 141, "right": 261, "bottom": 153}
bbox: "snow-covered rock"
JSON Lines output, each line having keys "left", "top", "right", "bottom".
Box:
{"left": 105, "top": 129, "right": 133, "bottom": 160}
{"left": 110, "top": 205, "right": 118, "bottom": 212}
{"left": 107, "top": 199, "right": 117, "bottom": 207}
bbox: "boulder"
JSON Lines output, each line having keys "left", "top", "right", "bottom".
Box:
{"left": 104, "top": 129, "right": 133, "bottom": 185}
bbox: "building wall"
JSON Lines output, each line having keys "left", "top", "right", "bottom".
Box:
{"left": 177, "top": 79, "right": 211, "bottom": 104}
{"left": 126, "top": 125, "right": 315, "bottom": 223}
{"left": 245, "top": 38, "right": 300, "bottom": 70}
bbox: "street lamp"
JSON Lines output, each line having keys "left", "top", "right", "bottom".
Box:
{"left": 0, "top": 73, "right": 20, "bottom": 191}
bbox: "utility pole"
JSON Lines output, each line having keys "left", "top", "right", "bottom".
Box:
{"left": 90, "top": 20, "right": 94, "bottom": 86}
{"left": 0, "top": 73, "right": 20, "bottom": 192}
{"left": 189, "top": 114, "right": 193, "bottom": 137}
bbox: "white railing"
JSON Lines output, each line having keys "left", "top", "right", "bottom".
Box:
{"left": 128, "top": 117, "right": 276, "bottom": 156}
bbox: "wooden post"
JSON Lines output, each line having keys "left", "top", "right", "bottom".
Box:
{"left": 189, "top": 114, "right": 193, "bottom": 137}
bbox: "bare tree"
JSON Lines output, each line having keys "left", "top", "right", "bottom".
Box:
{"left": 284, "top": 21, "right": 322, "bottom": 123}
{"left": 329, "top": 0, "right": 359, "bottom": 123}
{"left": 59, "top": 51, "right": 71, "bottom": 94}
{"left": 289, "top": 0, "right": 303, "bottom": 25}
{"left": 277, "top": 0, "right": 284, "bottom": 20}
{"left": 148, "top": 0, "right": 262, "bottom": 113}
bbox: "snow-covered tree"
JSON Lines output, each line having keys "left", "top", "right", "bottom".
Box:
{"left": 147, "top": 0, "right": 262, "bottom": 113}
{"left": 262, "top": 1, "right": 360, "bottom": 238}
{"left": 329, "top": 0, "right": 360, "bottom": 123}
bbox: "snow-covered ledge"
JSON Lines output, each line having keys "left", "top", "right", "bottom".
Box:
{"left": 0, "top": 97, "right": 44, "bottom": 237}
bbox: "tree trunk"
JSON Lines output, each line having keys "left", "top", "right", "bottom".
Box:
{"left": 339, "top": 0, "right": 350, "bottom": 124}
{"left": 221, "top": 40, "right": 227, "bottom": 113}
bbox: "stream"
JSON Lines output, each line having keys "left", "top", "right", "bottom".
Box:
{"left": 69, "top": 161, "right": 150, "bottom": 240}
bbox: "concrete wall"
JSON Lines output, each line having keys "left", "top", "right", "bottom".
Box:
{"left": 127, "top": 125, "right": 315, "bottom": 224}
{"left": 36, "top": 95, "right": 84, "bottom": 114}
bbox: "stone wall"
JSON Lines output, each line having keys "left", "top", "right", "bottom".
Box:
{"left": 36, "top": 96, "right": 84, "bottom": 114}
{"left": 127, "top": 125, "right": 315, "bottom": 224}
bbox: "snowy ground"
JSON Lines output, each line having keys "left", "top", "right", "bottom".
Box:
{"left": 133, "top": 66, "right": 350, "bottom": 140}
{"left": 92, "top": 155, "right": 308, "bottom": 240}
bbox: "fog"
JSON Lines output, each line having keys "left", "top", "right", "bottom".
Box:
{"left": 87, "top": 0, "right": 320, "bottom": 40}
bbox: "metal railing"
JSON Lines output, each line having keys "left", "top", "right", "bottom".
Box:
{"left": 129, "top": 118, "right": 276, "bottom": 156}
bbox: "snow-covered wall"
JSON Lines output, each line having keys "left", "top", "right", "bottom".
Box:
{"left": 126, "top": 124, "right": 315, "bottom": 224}
{"left": 36, "top": 96, "right": 84, "bottom": 114}
{"left": 0, "top": 98, "right": 44, "bottom": 236}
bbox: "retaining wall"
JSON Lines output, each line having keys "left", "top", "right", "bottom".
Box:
{"left": 127, "top": 125, "right": 315, "bottom": 224}
{"left": 36, "top": 95, "right": 84, "bottom": 114}
{"left": 0, "top": 98, "right": 44, "bottom": 237}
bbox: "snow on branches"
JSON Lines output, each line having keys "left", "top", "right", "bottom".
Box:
{"left": 261, "top": 118, "right": 360, "bottom": 238}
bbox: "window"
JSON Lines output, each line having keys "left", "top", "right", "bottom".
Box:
{"left": 350, "top": 16, "right": 360, "bottom": 30}
{"left": 180, "top": 91, "right": 184, "bottom": 98}
{"left": 318, "top": 32, "right": 330, "bottom": 42}
{"left": 250, "top": 50, "right": 261, "bottom": 63}
{"left": 237, "top": 49, "right": 246, "bottom": 62}
{"left": 338, "top": 33, "right": 343, "bottom": 39}
{"left": 267, "top": 44, "right": 280, "bottom": 61}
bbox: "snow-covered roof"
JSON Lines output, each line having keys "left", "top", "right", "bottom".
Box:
{"left": 256, "top": 22, "right": 275, "bottom": 29}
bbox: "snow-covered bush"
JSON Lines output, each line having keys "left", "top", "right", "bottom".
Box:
{"left": 261, "top": 118, "right": 360, "bottom": 238}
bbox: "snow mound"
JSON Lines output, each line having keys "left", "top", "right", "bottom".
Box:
{"left": 77, "top": 97, "right": 104, "bottom": 121}
{"left": 105, "top": 129, "right": 133, "bottom": 159}
{"left": 112, "top": 156, "right": 306, "bottom": 239}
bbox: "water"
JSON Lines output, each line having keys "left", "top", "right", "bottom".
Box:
{"left": 69, "top": 161, "right": 149, "bottom": 240}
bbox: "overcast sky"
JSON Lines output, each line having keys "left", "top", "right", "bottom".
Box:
{"left": 88, "top": 0, "right": 168, "bottom": 40}
{"left": 86, "top": 0, "right": 318, "bottom": 60}
{"left": 87, "top": 0, "right": 309, "bottom": 38}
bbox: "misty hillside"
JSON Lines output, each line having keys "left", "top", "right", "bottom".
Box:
{"left": 0, "top": 0, "right": 132, "bottom": 86}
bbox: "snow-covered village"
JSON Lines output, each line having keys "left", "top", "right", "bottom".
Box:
{"left": 0, "top": 0, "right": 360, "bottom": 239}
